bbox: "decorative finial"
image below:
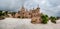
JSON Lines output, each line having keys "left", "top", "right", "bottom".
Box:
{"left": 37, "top": 4, "right": 40, "bottom": 9}
{"left": 21, "top": 5, "right": 24, "bottom": 9}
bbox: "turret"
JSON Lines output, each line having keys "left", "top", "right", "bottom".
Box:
{"left": 20, "top": 5, "right": 25, "bottom": 11}
{"left": 35, "top": 5, "right": 40, "bottom": 12}
{"left": 37, "top": 5, "right": 40, "bottom": 10}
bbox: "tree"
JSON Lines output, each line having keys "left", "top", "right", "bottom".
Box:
{"left": 0, "top": 11, "right": 2, "bottom": 16}
{"left": 0, "top": 11, "right": 5, "bottom": 16}
{"left": 5, "top": 11, "right": 8, "bottom": 15}
{"left": 11, "top": 12, "right": 16, "bottom": 18}
{"left": 0, "top": 11, "right": 5, "bottom": 20}
{"left": 41, "top": 14, "right": 49, "bottom": 24}
{"left": 49, "top": 16, "right": 56, "bottom": 24}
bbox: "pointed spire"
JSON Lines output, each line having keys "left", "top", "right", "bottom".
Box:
{"left": 21, "top": 5, "right": 25, "bottom": 9}
{"left": 20, "top": 5, "right": 25, "bottom": 11}
{"left": 35, "top": 4, "right": 40, "bottom": 12}
{"left": 37, "top": 4, "right": 40, "bottom": 9}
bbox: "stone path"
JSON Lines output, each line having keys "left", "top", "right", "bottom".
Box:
{"left": 0, "top": 18, "right": 60, "bottom": 29}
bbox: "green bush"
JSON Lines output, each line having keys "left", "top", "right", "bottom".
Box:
{"left": 0, "top": 11, "right": 4, "bottom": 16}
{"left": 41, "top": 14, "right": 48, "bottom": 24}
{"left": 49, "top": 16, "right": 56, "bottom": 24}
{"left": 0, "top": 11, "right": 5, "bottom": 20}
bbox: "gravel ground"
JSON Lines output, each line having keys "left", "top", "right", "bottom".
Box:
{"left": 0, "top": 18, "right": 60, "bottom": 29}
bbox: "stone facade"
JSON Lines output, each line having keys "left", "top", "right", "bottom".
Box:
{"left": 14, "top": 5, "right": 42, "bottom": 24}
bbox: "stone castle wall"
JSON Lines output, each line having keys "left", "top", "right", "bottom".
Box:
{"left": 14, "top": 6, "right": 42, "bottom": 24}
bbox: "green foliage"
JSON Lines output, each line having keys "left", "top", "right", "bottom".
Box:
{"left": 49, "top": 16, "right": 56, "bottom": 24}
{"left": 0, "top": 11, "right": 2, "bottom": 16}
{"left": 4, "top": 11, "right": 8, "bottom": 15}
{"left": 0, "top": 11, "right": 4, "bottom": 16}
{"left": 41, "top": 14, "right": 49, "bottom": 24}
{"left": 41, "top": 13, "right": 57, "bottom": 24}
{"left": 11, "top": 12, "right": 16, "bottom": 16}
{"left": 0, "top": 11, "right": 5, "bottom": 20}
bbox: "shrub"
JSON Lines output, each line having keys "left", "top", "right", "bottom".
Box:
{"left": 41, "top": 14, "right": 48, "bottom": 24}
{"left": 49, "top": 16, "right": 56, "bottom": 24}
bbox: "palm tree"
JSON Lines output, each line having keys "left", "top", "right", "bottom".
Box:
{"left": 41, "top": 14, "right": 49, "bottom": 24}
{"left": 49, "top": 16, "right": 56, "bottom": 24}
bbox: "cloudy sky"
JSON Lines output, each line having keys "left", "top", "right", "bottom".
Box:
{"left": 0, "top": 0, "right": 60, "bottom": 17}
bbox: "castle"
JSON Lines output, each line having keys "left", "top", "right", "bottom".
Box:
{"left": 7, "top": 5, "right": 42, "bottom": 24}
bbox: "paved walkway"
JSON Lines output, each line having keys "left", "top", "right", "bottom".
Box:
{"left": 0, "top": 18, "right": 60, "bottom": 29}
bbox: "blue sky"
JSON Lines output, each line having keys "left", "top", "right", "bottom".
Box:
{"left": 0, "top": 0, "right": 60, "bottom": 17}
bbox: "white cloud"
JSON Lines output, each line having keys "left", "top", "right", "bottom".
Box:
{"left": 0, "top": 0, "right": 60, "bottom": 16}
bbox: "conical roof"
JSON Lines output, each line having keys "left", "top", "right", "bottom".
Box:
{"left": 20, "top": 5, "right": 25, "bottom": 11}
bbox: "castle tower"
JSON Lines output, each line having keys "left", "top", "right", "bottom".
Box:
{"left": 20, "top": 5, "right": 25, "bottom": 11}
{"left": 37, "top": 4, "right": 40, "bottom": 9}
{"left": 36, "top": 5, "right": 40, "bottom": 13}
{"left": 31, "top": 5, "right": 42, "bottom": 24}
{"left": 20, "top": 5, "right": 26, "bottom": 14}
